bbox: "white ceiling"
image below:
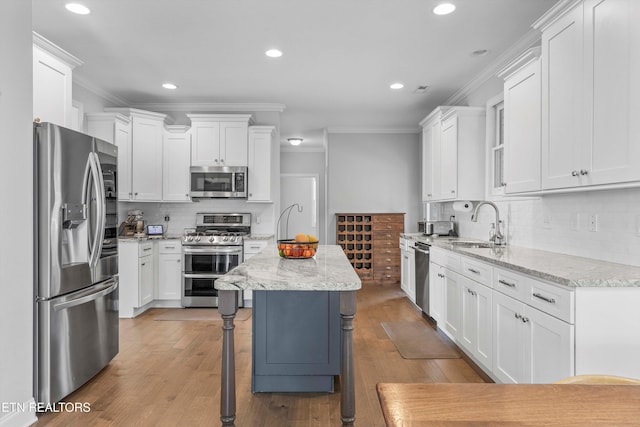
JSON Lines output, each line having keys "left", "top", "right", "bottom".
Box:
{"left": 32, "top": 0, "right": 558, "bottom": 148}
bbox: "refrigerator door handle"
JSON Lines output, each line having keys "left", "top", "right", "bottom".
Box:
{"left": 86, "top": 152, "right": 105, "bottom": 269}
{"left": 93, "top": 152, "right": 107, "bottom": 261}
{"left": 53, "top": 278, "right": 118, "bottom": 312}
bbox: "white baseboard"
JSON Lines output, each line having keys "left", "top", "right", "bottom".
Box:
{"left": 0, "top": 397, "right": 37, "bottom": 427}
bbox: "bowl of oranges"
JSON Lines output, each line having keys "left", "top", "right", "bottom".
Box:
{"left": 277, "top": 233, "right": 319, "bottom": 259}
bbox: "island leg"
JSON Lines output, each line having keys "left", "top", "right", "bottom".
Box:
{"left": 218, "top": 290, "right": 238, "bottom": 426}
{"left": 340, "top": 290, "right": 357, "bottom": 426}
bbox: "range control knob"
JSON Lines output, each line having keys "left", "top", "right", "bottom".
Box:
{"left": 195, "top": 235, "right": 201, "bottom": 242}
{"left": 223, "top": 236, "right": 229, "bottom": 242}
{"left": 209, "top": 236, "right": 215, "bottom": 243}
{"left": 186, "top": 235, "right": 194, "bottom": 242}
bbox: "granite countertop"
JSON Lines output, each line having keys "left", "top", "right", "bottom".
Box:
{"left": 215, "top": 245, "right": 362, "bottom": 291}
{"left": 246, "top": 234, "right": 274, "bottom": 240}
{"left": 118, "top": 235, "right": 182, "bottom": 241}
{"left": 401, "top": 233, "right": 640, "bottom": 288}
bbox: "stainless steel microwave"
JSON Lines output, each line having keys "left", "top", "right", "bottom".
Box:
{"left": 190, "top": 166, "right": 247, "bottom": 198}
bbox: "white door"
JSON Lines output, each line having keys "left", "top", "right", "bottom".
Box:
{"left": 279, "top": 174, "right": 319, "bottom": 240}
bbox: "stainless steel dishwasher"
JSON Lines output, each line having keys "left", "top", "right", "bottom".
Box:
{"left": 414, "top": 241, "right": 430, "bottom": 316}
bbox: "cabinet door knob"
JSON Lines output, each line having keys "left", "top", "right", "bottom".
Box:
{"left": 215, "top": 159, "right": 219, "bottom": 163}
{"left": 571, "top": 170, "right": 579, "bottom": 177}
{"left": 220, "top": 159, "right": 224, "bottom": 163}
{"left": 451, "top": 190, "right": 455, "bottom": 194}
{"left": 580, "top": 169, "right": 589, "bottom": 175}
{"left": 249, "top": 193, "right": 252, "bottom": 197}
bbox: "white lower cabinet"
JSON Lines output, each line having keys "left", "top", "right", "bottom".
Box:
{"left": 157, "top": 241, "right": 182, "bottom": 301}
{"left": 442, "top": 269, "right": 462, "bottom": 341}
{"left": 119, "top": 238, "right": 182, "bottom": 317}
{"left": 493, "top": 290, "right": 574, "bottom": 384}
{"left": 400, "top": 239, "right": 416, "bottom": 303}
{"left": 429, "top": 263, "right": 445, "bottom": 325}
{"left": 460, "top": 275, "right": 493, "bottom": 371}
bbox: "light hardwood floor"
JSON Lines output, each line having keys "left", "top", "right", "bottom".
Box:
{"left": 35, "top": 283, "right": 486, "bottom": 426}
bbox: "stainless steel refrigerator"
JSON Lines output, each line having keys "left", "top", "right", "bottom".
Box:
{"left": 34, "top": 122, "right": 119, "bottom": 405}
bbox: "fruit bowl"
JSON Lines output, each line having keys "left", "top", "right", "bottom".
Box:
{"left": 277, "top": 238, "right": 319, "bottom": 259}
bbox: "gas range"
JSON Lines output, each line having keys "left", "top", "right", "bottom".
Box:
{"left": 182, "top": 213, "right": 251, "bottom": 247}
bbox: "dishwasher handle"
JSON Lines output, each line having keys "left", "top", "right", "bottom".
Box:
{"left": 414, "top": 245, "right": 430, "bottom": 255}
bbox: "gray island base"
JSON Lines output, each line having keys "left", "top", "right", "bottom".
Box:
{"left": 216, "top": 245, "right": 362, "bottom": 427}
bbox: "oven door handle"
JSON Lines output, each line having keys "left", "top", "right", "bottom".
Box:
{"left": 182, "top": 246, "right": 243, "bottom": 254}
{"left": 183, "top": 273, "right": 224, "bottom": 279}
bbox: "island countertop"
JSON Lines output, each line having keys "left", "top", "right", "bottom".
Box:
{"left": 215, "top": 245, "right": 362, "bottom": 291}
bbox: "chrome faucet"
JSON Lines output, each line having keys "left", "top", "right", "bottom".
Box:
{"left": 471, "top": 201, "right": 506, "bottom": 246}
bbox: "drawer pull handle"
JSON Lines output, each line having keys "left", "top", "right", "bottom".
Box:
{"left": 143, "top": 247, "right": 152, "bottom": 252}
{"left": 498, "top": 279, "right": 515, "bottom": 288}
{"left": 164, "top": 246, "right": 175, "bottom": 249}
{"left": 533, "top": 293, "right": 556, "bottom": 304}
{"left": 468, "top": 268, "right": 480, "bottom": 274}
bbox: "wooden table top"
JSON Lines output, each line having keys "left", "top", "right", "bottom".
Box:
{"left": 376, "top": 383, "right": 640, "bottom": 426}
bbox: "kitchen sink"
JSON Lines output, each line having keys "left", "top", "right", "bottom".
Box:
{"left": 449, "top": 241, "right": 495, "bottom": 249}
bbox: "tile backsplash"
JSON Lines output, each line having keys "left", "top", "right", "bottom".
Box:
{"left": 434, "top": 187, "right": 640, "bottom": 268}
{"left": 118, "top": 200, "right": 276, "bottom": 236}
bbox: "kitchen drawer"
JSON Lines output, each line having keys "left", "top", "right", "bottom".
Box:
{"left": 374, "top": 252, "right": 400, "bottom": 266}
{"left": 373, "top": 214, "right": 404, "bottom": 224}
{"left": 374, "top": 230, "right": 401, "bottom": 242}
{"left": 430, "top": 247, "right": 461, "bottom": 271}
{"left": 460, "top": 255, "right": 492, "bottom": 287}
{"left": 374, "top": 247, "right": 399, "bottom": 258}
{"left": 526, "top": 279, "right": 574, "bottom": 324}
{"left": 138, "top": 242, "right": 154, "bottom": 257}
{"left": 158, "top": 240, "right": 181, "bottom": 254}
{"left": 375, "top": 269, "right": 400, "bottom": 282}
{"left": 493, "top": 266, "right": 529, "bottom": 301}
{"left": 244, "top": 240, "right": 268, "bottom": 253}
{"left": 373, "top": 222, "right": 404, "bottom": 232}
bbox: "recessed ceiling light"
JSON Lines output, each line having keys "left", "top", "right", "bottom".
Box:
{"left": 471, "top": 49, "right": 489, "bottom": 57}
{"left": 390, "top": 83, "right": 404, "bottom": 90}
{"left": 288, "top": 138, "right": 303, "bottom": 146}
{"left": 65, "top": 3, "right": 91, "bottom": 15}
{"left": 265, "top": 49, "right": 283, "bottom": 58}
{"left": 433, "top": 3, "right": 456, "bottom": 15}
{"left": 162, "top": 83, "right": 178, "bottom": 90}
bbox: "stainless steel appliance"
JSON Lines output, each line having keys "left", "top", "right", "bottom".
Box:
{"left": 414, "top": 241, "right": 430, "bottom": 316}
{"left": 423, "top": 220, "right": 456, "bottom": 236}
{"left": 34, "top": 122, "right": 119, "bottom": 405}
{"left": 181, "top": 213, "right": 250, "bottom": 307}
{"left": 190, "top": 166, "right": 247, "bottom": 198}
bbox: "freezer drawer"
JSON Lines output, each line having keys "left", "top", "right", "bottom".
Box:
{"left": 36, "top": 277, "right": 119, "bottom": 405}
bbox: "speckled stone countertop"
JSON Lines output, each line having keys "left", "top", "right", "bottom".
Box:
{"left": 245, "top": 234, "right": 274, "bottom": 240}
{"left": 118, "top": 235, "right": 182, "bottom": 241}
{"left": 400, "top": 233, "right": 640, "bottom": 288}
{"left": 215, "top": 245, "right": 362, "bottom": 291}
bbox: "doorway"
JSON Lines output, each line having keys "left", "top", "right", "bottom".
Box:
{"left": 279, "top": 174, "right": 319, "bottom": 240}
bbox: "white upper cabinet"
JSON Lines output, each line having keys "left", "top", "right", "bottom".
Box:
{"left": 106, "top": 108, "right": 167, "bottom": 201}
{"left": 188, "top": 114, "right": 252, "bottom": 167}
{"left": 247, "top": 126, "right": 275, "bottom": 202}
{"left": 163, "top": 126, "right": 191, "bottom": 202}
{"left": 32, "top": 33, "right": 82, "bottom": 128}
{"left": 499, "top": 48, "right": 542, "bottom": 194}
{"left": 536, "top": 0, "right": 640, "bottom": 191}
{"left": 86, "top": 112, "right": 132, "bottom": 200}
{"left": 420, "top": 107, "right": 485, "bottom": 202}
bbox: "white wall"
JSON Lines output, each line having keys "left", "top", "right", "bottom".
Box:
{"left": 281, "top": 151, "right": 327, "bottom": 242}
{"left": 0, "top": 1, "right": 38, "bottom": 426}
{"left": 327, "top": 132, "right": 421, "bottom": 243}
{"left": 436, "top": 76, "right": 640, "bottom": 268}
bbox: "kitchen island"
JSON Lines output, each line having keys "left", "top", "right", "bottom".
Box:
{"left": 215, "top": 245, "right": 362, "bottom": 426}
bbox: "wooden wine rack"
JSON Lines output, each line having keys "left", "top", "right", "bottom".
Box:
{"left": 335, "top": 213, "right": 404, "bottom": 283}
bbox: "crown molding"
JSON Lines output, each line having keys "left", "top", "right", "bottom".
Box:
{"left": 445, "top": 27, "right": 542, "bottom": 106}
{"left": 73, "top": 75, "right": 130, "bottom": 106}
{"left": 326, "top": 127, "right": 421, "bottom": 134}
{"left": 132, "top": 102, "right": 286, "bottom": 113}
{"left": 532, "top": 0, "right": 583, "bottom": 32}
{"left": 497, "top": 46, "right": 542, "bottom": 80}
{"left": 32, "top": 31, "right": 83, "bottom": 68}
